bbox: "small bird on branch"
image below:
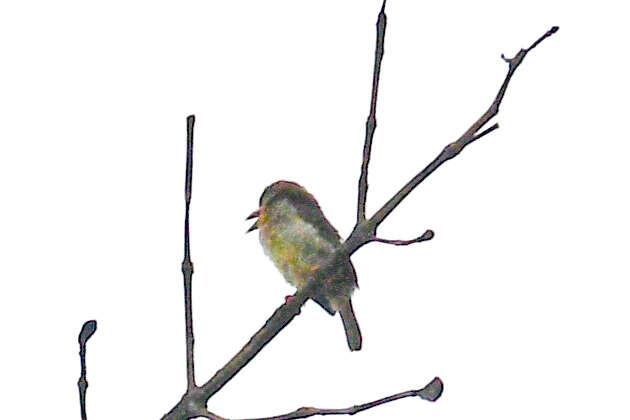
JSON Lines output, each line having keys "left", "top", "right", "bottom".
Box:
{"left": 247, "top": 181, "right": 362, "bottom": 351}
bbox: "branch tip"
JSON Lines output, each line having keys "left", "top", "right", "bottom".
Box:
{"left": 373, "top": 229, "right": 434, "bottom": 246}
{"left": 78, "top": 320, "right": 97, "bottom": 345}
{"left": 421, "top": 229, "right": 435, "bottom": 241}
{"left": 527, "top": 26, "right": 560, "bottom": 52}
{"left": 471, "top": 123, "right": 499, "bottom": 143}
{"left": 418, "top": 377, "right": 443, "bottom": 402}
{"left": 187, "top": 114, "right": 196, "bottom": 127}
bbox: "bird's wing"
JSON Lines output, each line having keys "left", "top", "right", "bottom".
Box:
{"left": 285, "top": 189, "right": 342, "bottom": 245}
{"left": 282, "top": 188, "right": 359, "bottom": 313}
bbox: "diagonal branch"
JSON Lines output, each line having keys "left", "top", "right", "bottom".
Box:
{"left": 183, "top": 115, "right": 197, "bottom": 391}
{"left": 356, "top": 0, "right": 387, "bottom": 223}
{"left": 366, "top": 26, "right": 560, "bottom": 230}
{"left": 198, "top": 286, "right": 312, "bottom": 399}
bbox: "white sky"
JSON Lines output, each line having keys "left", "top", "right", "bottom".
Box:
{"left": 1, "top": 1, "right": 628, "bottom": 419}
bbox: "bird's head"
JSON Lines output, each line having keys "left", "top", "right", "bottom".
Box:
{"left": 246, "top": 181, "right": 307, "bottom": 233}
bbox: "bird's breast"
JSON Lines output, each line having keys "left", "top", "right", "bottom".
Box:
{"left": 259, "top": 212, "right": 337, "bottom": 290}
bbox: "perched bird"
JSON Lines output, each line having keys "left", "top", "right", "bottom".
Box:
{"left": 246, "top": 181, "right": 362, "bottom": 351}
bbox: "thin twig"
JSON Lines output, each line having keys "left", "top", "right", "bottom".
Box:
{"left": 524, "top": 26, "right": 559, "bottom": 54}
{"left": 77, "top": 320, "right": 97, "bottom": 420}
{"left": 188, "top": 378, "right": 441, "bottom": 420}
{"left": 357, "top": 0, "right": 387, "bottom": 223}
{"left": 229, "top": 377, "right": 443, "bottom": 420}
{"left": 374, "top": 229, "right": 434, "bottom": 246}
{"left": 183, "top": 115, "right": 197, "bottom": 391}
{"left": 471, "top": 122, "right": 499, "bottom": 143}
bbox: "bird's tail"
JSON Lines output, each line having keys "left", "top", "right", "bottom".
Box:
{"left": 339, "top": 299, "right": 362, "bottom": 351}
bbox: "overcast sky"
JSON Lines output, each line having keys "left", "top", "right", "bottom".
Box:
{"left": 1, "top": 1, "right": 628, "bottom": 419}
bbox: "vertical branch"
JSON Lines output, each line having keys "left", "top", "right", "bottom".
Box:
{"left": 77, "top": 320, "right": 97, "bottom": 420}
{"left": 183, "top": 115, "right": 197, "bottom": 391}
{"left": 356, "top": 0, "right": 387, "bottom": 223}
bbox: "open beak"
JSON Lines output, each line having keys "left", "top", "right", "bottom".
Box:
{"left": 246, "top": 209, "right": 260, "bottom": 233}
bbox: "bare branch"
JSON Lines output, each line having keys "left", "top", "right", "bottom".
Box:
{"left": 183, "top": 115, "right": 197, "bottom": 391}
{"left": 77, "top": 320, "right": 97, "bottom": 420}
{"left": 374, "top": 229, "right": 434, "bottom": 246}
{"left": 357, "top": 0, "right": 387, "bottom": 223}
{"left": 210, "top": 377, "right": 442, "bottom": 420}
{"left": 367, "top": 26, "right": 560, "bottom": 229}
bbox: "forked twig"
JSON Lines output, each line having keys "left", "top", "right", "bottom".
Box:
{"left": 352, "top": 26, "right": 560, "bottom": 244}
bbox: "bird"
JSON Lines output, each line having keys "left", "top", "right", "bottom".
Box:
{"left": 246, "top": 180, "right": 362, "bottom": 351}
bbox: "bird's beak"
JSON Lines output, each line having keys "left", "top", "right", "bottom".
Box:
{"left": 246, "top": 209, "right": 260, "bottom": 233}
{"left": 246, "top": 209, "right": 260, "bottom": 220}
